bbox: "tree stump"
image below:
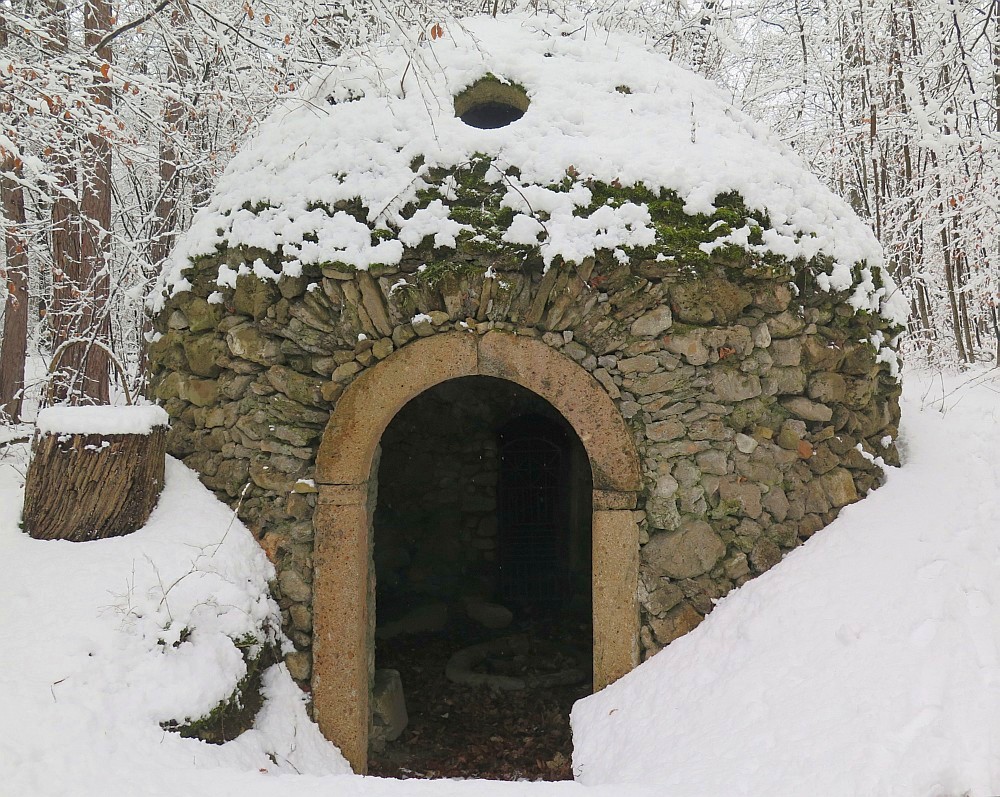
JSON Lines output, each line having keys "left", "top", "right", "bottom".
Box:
{"left": 23, "top": 405, "right": 170, "bottom": 541}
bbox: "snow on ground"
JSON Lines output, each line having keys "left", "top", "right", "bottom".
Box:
{"left": 574, "top": 367, "right": 1000, "bottom": 796}
{"left": 2, "top": 367, "right": 999, "bottom": 796}
{"left": 0, "top": 455, "right": 351, "bottom": 795}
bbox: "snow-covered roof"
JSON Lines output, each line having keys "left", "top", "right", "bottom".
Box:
{"left": 156, "top": 11, "right": 906, "bottom": 325}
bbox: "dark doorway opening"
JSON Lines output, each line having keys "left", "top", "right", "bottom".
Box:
{"left": 369, "top": 376, "right": 592, "bottom": 779}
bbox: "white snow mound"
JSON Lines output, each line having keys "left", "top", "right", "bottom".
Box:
{"left": 36, "top": 404, "right": 169, "bottom": 435}
{"left": 0, "top": 454, "right": 349, "bottom": 795}
{"left": 572, "top": 369, "right": 1000, "bottom": 797}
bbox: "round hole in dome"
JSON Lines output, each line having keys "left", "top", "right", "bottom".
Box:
{"left": 455, "top": 77, "right": 529, "bottom": 129}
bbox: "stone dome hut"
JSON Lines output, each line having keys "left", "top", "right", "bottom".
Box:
{"left": 149, "top": 12, "right": 906, "bottom": 773}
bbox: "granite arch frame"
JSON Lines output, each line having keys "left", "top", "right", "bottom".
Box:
{"left": 312, "top": 330, "right": 642, "bottom": 772}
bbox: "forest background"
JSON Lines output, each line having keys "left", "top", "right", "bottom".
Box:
{"left": 0, "top": 0, "right": 997, "bottom": 416}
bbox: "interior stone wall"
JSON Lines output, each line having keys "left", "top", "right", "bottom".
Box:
{"left": 375, "top": 381, "right": 499, "bottom": 611}
{"left": 149, "top": 228, "right": 901, "bottom": 684}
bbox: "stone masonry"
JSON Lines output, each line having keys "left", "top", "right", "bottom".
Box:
{"left": 150, "top": 220, "right": 902, "bottom": 683}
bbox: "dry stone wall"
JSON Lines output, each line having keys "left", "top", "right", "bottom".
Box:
{"left": 150, "top": 203, "right": 901, "bottom": 679}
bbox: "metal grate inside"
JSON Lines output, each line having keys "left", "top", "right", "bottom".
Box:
{"left": 498, "top": 418, "right": 569, "bottom": 605}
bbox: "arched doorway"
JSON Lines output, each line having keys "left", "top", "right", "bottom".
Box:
{"left": 312, "top": 332, "right": 641, "bottom": 773}
{"left": 369, "top": 377, "right": 594, "bottom": 776}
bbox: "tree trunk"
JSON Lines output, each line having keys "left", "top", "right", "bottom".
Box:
{"left": 0, "top": 2, "right": 28, "bottom": 420}
{"left": 0, "top": 156, "right": 29, "bottom": 421}
{"left": 23, "top": 426, "right": 167, "bottom": 540}
{"left": 76, "top": 0, "right": 114, "bottom": 403}
{"left": 45, "top": 0, "right": 84, "bottom": 402}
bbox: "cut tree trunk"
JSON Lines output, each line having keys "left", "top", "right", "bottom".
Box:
{"left": 23, "top": 427, "right": 167, "bottom": 541}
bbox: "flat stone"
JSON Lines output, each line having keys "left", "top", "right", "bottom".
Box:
{"left": 618, "top": 354, "right": 658, "bottom": 374}
{"left": 332, "top": 360, "right": 363, "bottom": 383}
{"left": 652, "top": 474, "right": 679, "bottom": 498}
{"left": 719, "top": 477, "right": 763, "bottom": 519}
{"left": 630, "top": 306, "right": 673, "bottom": 337}
{"left": 279, "top": 569, "right": 312, "bottom": 603}
{"left": 285, "top": 651, "right": 312, "bottom": 681}
{"left": 711, "top": 369, "right": 761, "bottom": 402}
{"left": 665, "top": 330, "right": 710, "bottom": 366}
{"left": 766, "top": 366, "right": 806, "bottom": 395}
{"left": 723, "top": 552, "right": 751, "bottom": 580}
{"left": 822, "top": 468, "right": 859, "bottom": 507}
{"left": 643, "top": 579, "right": 684, "bottom": 616}
{"left": 392, "top": 323, "right": 417, "bottom": 348}
{"left": 671, "top": 276, "right": 752, "bottom": 324}
{"left": 766, "top": 310, "right": 806, "bottom": 339}
{"left": 649, "top": 602, "right": 703, "bottom": 645}
{"left": 177, "top": 376, "right": 219, "bottom": 407}
{"left": 643, "top": 520, "right": 726, "bottom": 579}
{"left": 695, "top": 449, "right": 729, "bottom": 476}
{"left": 749, "top": 538, "right": 782, "bottom": 573}
{"left": 762, "top": 485, "right": 790, "bottom": 521}
{"left": 563, "top": 341, "right": 589, "bottom": 361}
{"left": 645, "top": 496, "right": 681, "bottom": 531}
{"left": 465, "top": 600, "right": 514, "bottom": 629}
{"left": 411, "top": 316, "right": 435, "bottom": 336}
{"left": 266, "top": 365, "right": 326, "bottom": 406}
{"left": 182, "top": 334, "right": 223, "bottom": 378}
{"left": 180, "top": 296, "right": 222, "bottom": 333}
{"left": 770, "top": 338, "right": 802, "bottom": 366}
{"left": 646, "top": 419, "right": 685, "bottom": 442}
{"left": 754, "top": 282, "right": 792, "bottom": 313}
{"left": 735, "top": 433, "right": 758, "bottom": 454}
{"left": 372, "top": 338, "right": 394, "bottom": 359}
{"left": 593, "top": 368, "right": 621, "bottom": 399}
{"left": 626, "top": 370, "right": 690, "bottom": 396}
{"left": 781, "top": 396, "right": 834, "bottom": 422}
{"left": 233, "top": 273, "right": 280, "bottom": 320}
{"left": 290, "top": 602, "right": 313, "bottom": 630}
{"left": 226, "top": 323, "right": 282, "bottom": 365}
{"left": 808, "top": 372, "right": 847, "bottom": 403}
{"left": 776, "top": 425, "right": 801, "bottom": 450}
{"left": 371, "top": 669, "right": 408, "bottom": 743}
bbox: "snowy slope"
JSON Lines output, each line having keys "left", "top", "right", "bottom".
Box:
{"left": 573, "top": 368, "right": 1000, "bottom": 796}
{"left": 2, "top": 368, "right": 999, "bottom": 797}
{"left": 0, "top": 455, "right": 350, "bottom": 793}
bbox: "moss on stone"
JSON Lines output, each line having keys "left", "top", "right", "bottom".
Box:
{"left": 160, "top": 634, "right": 278, "bottom": 745}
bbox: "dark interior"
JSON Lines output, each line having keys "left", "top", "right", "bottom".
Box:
{"left": 370, "top": 376, "right": 592, "bottom": 779}
{"left": 459, "top": 101, "right": 526, "bottom": 129}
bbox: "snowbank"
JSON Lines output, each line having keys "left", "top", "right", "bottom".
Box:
{"left": 0, "top": 453, "right": 350, "bottom": 795}
{"left": 154, "top": 11, "right": 905, "bottom": 325}
{"left": 572, "top": 367, "right": 1000, "bottom": 796}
